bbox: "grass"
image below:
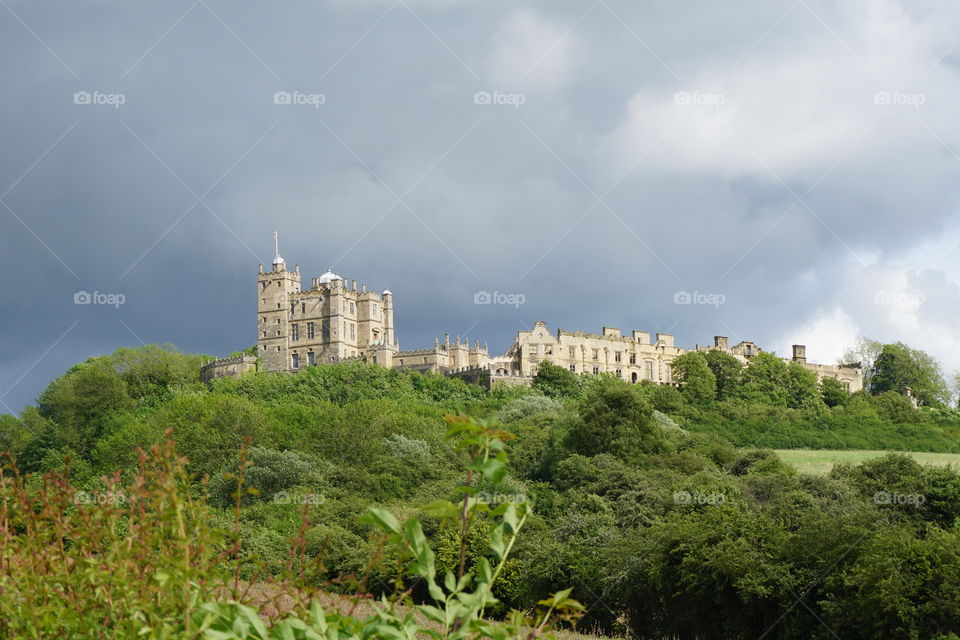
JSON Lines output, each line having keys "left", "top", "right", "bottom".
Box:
{"left": 774, "top": 449, "right": 960, "bottom": 475}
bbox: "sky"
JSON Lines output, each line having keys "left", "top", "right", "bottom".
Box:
{"left": 2, "top": 0, "right": 960, "bottom": 412}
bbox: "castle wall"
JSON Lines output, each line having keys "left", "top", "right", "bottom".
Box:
{"left": 201, "top": 355, "right": 258, "bottom": 383}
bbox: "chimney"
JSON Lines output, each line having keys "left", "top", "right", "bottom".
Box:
{"left": 792, "top": 344, "right": 807, "bottom": 364}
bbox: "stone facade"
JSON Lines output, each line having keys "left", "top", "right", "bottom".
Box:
{"left": 256, "top": 253, "right": 397, "bottom": 372}
{"left": 200, "top": 355, "right": 257, "bottom": 383}
{"left": 201, "top": 244, "right": 864, "bottom": 394}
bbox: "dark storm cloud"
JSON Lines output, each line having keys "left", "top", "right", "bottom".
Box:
{"left": 3, "top": 0, "right": 960, "bottom": 411}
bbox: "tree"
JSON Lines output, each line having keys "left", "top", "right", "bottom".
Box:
{"left": 565, "top": 379, "right": 667, "bottom": 460}
{"left": 785, "top": 361, "right": 822, "bottom": 409}
{"left": 871, "top": 342, "right": 948, "bottom": 407}
{"left": 703, "top": 350, "right": 742, "bottom": 400}
{"left": 36, "top": 357, "right": 136, "bottom": 451}
{"left": 735, "top": 352, "right": 792, "bottom": 407}
{"left": 670, "top": 352, "right": 716, "bottom": 405}
{"left": 533, "top": 361, "right": 583, "bottom": 399}
{"left": 820, "top": 377, "right": 849, "bottom": 407}
{"left": 842, "top": 337, "right": 883, "bottom": 389}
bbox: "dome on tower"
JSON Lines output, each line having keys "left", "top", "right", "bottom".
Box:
{"left": 318, "top": 268, "right": 341, "bottom": 284}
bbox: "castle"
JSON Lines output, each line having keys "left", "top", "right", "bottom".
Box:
{"left": 200, "top": 238, "right": 863, "bottom": 393}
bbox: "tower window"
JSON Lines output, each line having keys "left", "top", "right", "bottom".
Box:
{"left": 307, "top": 351, "right": 315, "bottom": 366}
{"left": 569, "top": 364, "right": 576, "bottom": 372}
{"left": 629, "top": 354, "right": 636, "bottom": 364}
{"left": 350, "top": 323, "right": 356, "bottom": 340}
{"left": 592, "top": 366, "right": 599, "bottom": 374}
{"left": 292, "top": 353, "right": 299, "bottom": 369}
{"left": 615, "top": 352, "right": 622, "bottom": 362}
{"left": 322, "top": 320, "right": 330, "bottom": 340}
{"left": 307, "top": 322, "right": 315, "bottom": 339}
{"left": 291, "top": 324, "right": 300, "bottom": 341}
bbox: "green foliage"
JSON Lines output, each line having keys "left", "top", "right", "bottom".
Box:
{"left": 9, "top": 346, "right": 960, "bottom": 639}
{"left": 564, "top": 378, "right": 667, "bottom": 461}
{"left": 532, "top": 361, "right": 583, "bottom": 399}
{"left": 703, "top": 350, "right": 743, "bottom": 400}
{"left": 820, "top": 376, "right": 849, "bottom": 407}
{"left": 670, "top": 352, "right": 716, "bottom": 405}
{"left": 871, "top": 342, "right": 949, "bottom": 407}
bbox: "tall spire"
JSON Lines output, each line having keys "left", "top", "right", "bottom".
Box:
{"left": 272, "top": 231, "right": 285, "bottom": 269}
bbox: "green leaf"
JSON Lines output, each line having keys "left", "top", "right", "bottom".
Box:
{"left": 362, "top": 507, "right": 402, "bottom": 536}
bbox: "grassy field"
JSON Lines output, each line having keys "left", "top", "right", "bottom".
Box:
{"left": 774, "top": 449, "right": 960, "bottom": 475}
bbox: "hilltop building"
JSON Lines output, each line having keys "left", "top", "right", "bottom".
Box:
{"left": 201, "top": 237, "right": 863, "bottom": 392}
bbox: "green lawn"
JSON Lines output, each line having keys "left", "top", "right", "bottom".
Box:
{"left": 774, "top": 449, "right": 960, "bottom": 475}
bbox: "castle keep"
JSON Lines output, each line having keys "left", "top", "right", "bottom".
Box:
{"left": 201, "top": 239, "right": 863, "bottom": 393}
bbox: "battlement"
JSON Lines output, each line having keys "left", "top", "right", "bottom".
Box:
{"left": 201, "top": 355, "right": 257, "bottom": 383}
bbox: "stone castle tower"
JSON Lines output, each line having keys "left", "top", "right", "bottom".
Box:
{"left": 256, "top": 233, "right": 397, "bottom": 372}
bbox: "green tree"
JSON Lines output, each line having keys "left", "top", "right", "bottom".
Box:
{"left": 735, "top": 352, "right": 791, "bottom": 407}
{"left": 670, "top": 352, "right": 716, "bottom": 405}
{"left": 565, "top": 379, "right": 667, "bottom": 460}
{"left": 36, "top": 357, "right": 136, "bottom": 451}
{"left": 703, "top": 350, "right": 742, "bottom": 400}
{"left": 785, "top": 361, "right": 822, "bottom": 409}
{"left": 820, "top": 376, "right": 849, "bottom": 407}
{"left": 871, "top": 342, "right": 948, "bottom": 406}
{"left": 533, "top": 361, "right": 583, "bottom": 399}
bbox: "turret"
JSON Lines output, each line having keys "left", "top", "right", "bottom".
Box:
{"left": 258, "top": 232, "right": 302, "bottom": 372}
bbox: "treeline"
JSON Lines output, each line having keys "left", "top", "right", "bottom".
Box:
{"left": 535, "top": 338, "right": 960, "bottom": 452}
{"left": 1, "top": 345, "right": 959, "bottom": 638}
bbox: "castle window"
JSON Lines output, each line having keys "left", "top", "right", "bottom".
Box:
{"left": 569, "top": 364, "right": 576, "bottom": 372}
{"left": 372, "top": 355, "right": 378, "bottom": 363}
{"left": 423, "top": 357, "right": 427, "bottom": 364}
{"left": 262, "top": 331, "right": 267, "bottom": 338}
{"left": 569, "top": 346, "right": 576, "bottom": 357}
{"left": 291, "top": 324, "right": 300, "bottom": 341}
{"left": 301, "top": 303, "right": 305, "bottom": 314}
{"left": 592, "top": 366, "right": 599, "bottom": 375}
{"left": 529, "top": 344, "right": 538, "bottom": 356}
{"left": 292, "top": 353, "right": 299, "bottom": 369}
{"left": 307, "top": 351, "right": 315, "bottom": 366}
{"left": 592, "top": 349, "right": 599, "bottom": 360}
{"left": 616, "top": 369, "right": 622, "bottom": 377}
{"left": 615, "top": 352, "right": 622, "bottom": 362}
{"left": 350, "top": 323, "right": 356, "bottom": 340}
{"left": 399, "top": 359, "right": 404, "bottom": 366}
{"left": 322, "top": 320, "right": 330, "bottom": 341}
{"left": 629, "top": 354, "right": 636, "bottom": 364}
{"left": 631, "top": 372, "right": 638, "bottom": 383}
{"left": 350, "top": 302, "right": 355, "bottom": 314}
{"left": 307, "top": 322, "right": 315, "bottom": 339}
{"left": 644, "top": 360, "right": 654, "bottom": 379}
